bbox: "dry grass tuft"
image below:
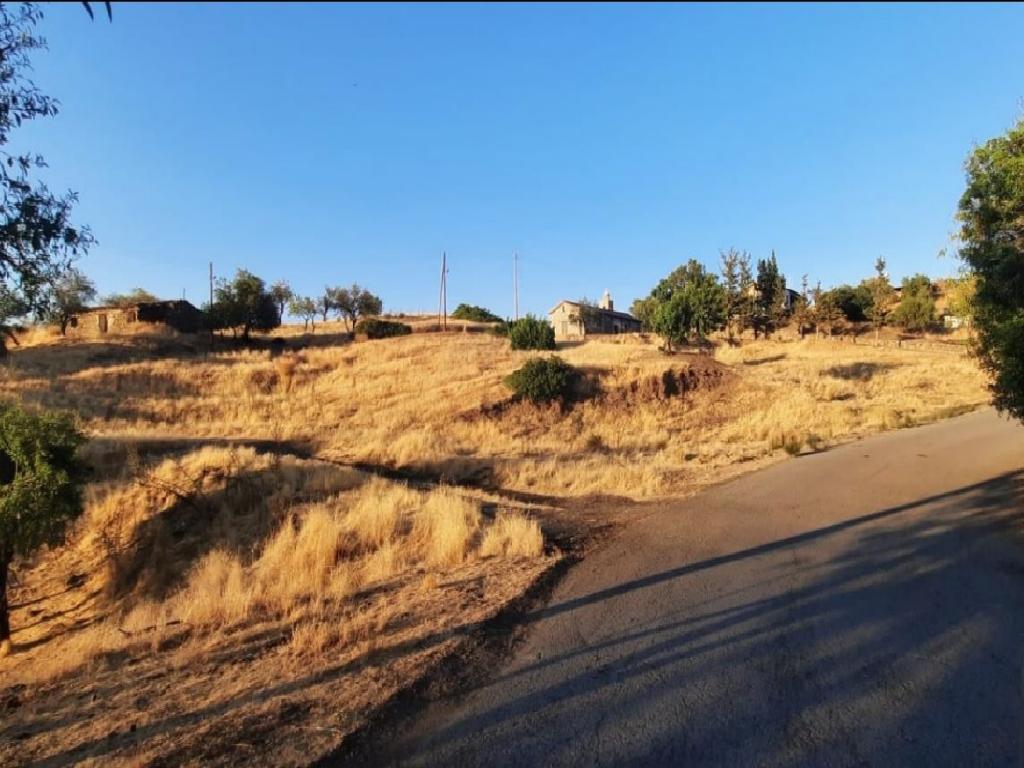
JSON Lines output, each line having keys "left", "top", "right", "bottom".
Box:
{"left": 479, "top": 512, "right": 544, "bottom": 559}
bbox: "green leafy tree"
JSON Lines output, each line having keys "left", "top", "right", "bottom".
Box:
{"left": 892, "top": 274, "right": 936, "bottom": 332}
{"left": 792, "top": 274, "right": 811, "bottom": 338}
{"left": 753, "top": 252, "right": 785, "bottom": 338}
{"left": 720, "top": 248, "right": 753, "bottom": 341}
{"left": 863, "top": 257, "right": 894, "bottom": 338}
{"left": 288, "top": 296, "right": 318, "bottom": 331}
{"left": 811, "top": 282, "right": 843, "bottom": 338}
{"left": 0, "top": 5, "right": 94, "bottom": 333}
{"left": 504, "top": 356, "right": 576, "bottom": 403}
{"left": 206, "top": 269, "right": 280, "bottom": 340}
{"left": 944, "top": 273, "right": 977, "bottom": 333}
{"left": 451, "top": 304, "right": 502, "bottom": 323}
{"left": 320, "top": 286, "right": 339, "bottom": 323}
{"left": 630, "top": 296, "right": 658, "bottom": 330}
{"left": 102, "top": 288, "right": 159, "bottom": 308}
{"left": 508, "top": 315, "right": 556, "bottom": 350}
{"left": 48, "top": 268, "right": 96, "bottom": 334}
{"left": 269, "top": 280, "right": 293, "bottom": 322}
{"left": 650, "top": 293, "right": 693, "bottom": 352}
{"left": 957, "top": 117, "right": 1024, "bottom": 419}
{"left": 824, "top": 284, "right": 873, "bottom": 322}
{"left": 642, "top": 259, "right": 726, "bottom": 350}
{"left": 334, "top": 284, "right": 382, "bottom": 332}
{"left": 0, "top": 403, "right": 86, "bottom": 653}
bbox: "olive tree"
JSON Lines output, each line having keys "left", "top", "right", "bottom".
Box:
{"left": 48, "top": 267, "right": 96, "bottom": 334}
{"left": 0, "top": 5, "right": 93, "bottom": 337}
{"left": 206, "top": 270, "right": 280, "bottom": 340}
{"left": 102, "top": 288, "right": 159, "bottom": 308}
{"left": 288, "top": 295, "right": 318, "bottom": 331}
{"left": 957, "top": 117, "right": 1024, "bottom": 419}
{"left": 0, "top": 404, "right": 85, "bottom": 654}
{"left": 334, "top": 284, "right": 382, "bottom": 332}
{"left": 269, "top": 280, "right": 293, "bottom": 322}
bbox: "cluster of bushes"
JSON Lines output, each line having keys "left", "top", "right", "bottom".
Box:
{"left": 451, "top": 303, "right": 502, "bottom": 323}
{"left": 355, "top": 318, "right": 412, "bottom": 339}
{"left": 503, "top": 315, "right": 556, "bottom": 350}
{"left": 504, "top": 356, "right": 577, "bottom": 403}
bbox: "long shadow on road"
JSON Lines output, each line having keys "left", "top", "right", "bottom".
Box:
{"left": 362, "top": 469, "right": 1024, "bottom": 767}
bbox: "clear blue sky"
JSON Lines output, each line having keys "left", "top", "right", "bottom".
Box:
{"left": 18, "top": 2, "right": 1024, "bottom": 318}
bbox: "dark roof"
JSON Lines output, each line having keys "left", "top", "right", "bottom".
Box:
{"left": 548, "top": 300, "right": 640, "bottom": 323}
{"left": 76, "top": 299, "right": 198, "bottom": 313}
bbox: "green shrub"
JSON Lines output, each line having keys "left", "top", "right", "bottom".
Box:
{"left": 355, "top": 318, "right": 412, "bottom": 339}
{"left": 507, "top": 315, "right": 555, "bottom": 351}
{"left": 504, "top": 356, "right": 576, "bottom": 403}
{"left": 0, "top": 403, "right": 86, "bottom": 649}
{"left": 451, "top": 303, "right": 502, "bottom": 323}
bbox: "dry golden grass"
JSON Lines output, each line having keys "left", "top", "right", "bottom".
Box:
{"left": 0, "top": 329, "right": 988, "bottom": 502}
{"left": 1, "top": 444, "right": 549, "bottom": 766}
{"left": 0, "top": 326, "right": 989, "bottom": 765}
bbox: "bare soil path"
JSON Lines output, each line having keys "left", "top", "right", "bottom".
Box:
{"left": 347, "top": 409, "right": 1024, "bottom": 767}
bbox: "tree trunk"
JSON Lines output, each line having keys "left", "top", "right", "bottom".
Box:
{"left": 59, "top": 316, "right": 68, "bottom": 335}
{"left": 0, "top": 557, "right": 10, "bottom": 654}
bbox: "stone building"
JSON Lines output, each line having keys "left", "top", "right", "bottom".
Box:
{"left": 548, "top": 291, "right": 643, "bottom": 341}
{"left": 67, "top": 300, "right": 204, "bottom": 337}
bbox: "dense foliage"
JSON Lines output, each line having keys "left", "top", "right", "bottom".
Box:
{"left": 0, "top": 5, "right": 93, "bottom": 331}
{"left": 892, "top": 274, "right": 935, "bottom": 332}
{"left": 957, "top": 117, "right": 1024, "bottom": 419}
{"left": 288, "top": 295, "right": 319, "bottom": 331}
{"left": 719, "top": 248, "right": 754, "bottom": 339}
{"left": 102, "top": 288, "right": 160, "bottom": 308}
{"left": 206, "top": 269, "right": 281, "bottom": 340}
{"left": 324, "top": 284, "right": 382, "bottom": 330}
{"left": 753, "top": 252, "right": 786, "bottom": 338}
{"left": 47, "top": 267, "right": 96, "bottom": 334}
{"left": 637, "top": 259, "right": 726, "bottom": 350}
{"left": 821, "top": 284, "right": 873, "bottom": 322}
{"left": 504, "top": 356, "right": 577, "bottom": 403}
{"left": 451, "top": 303, "right": 502, "bottom": 323}
{"left": 269, "top": 280, "right": 293, "bottom": 322}
{"left": 508, "top": 315, "right": 556, "bottom": 350}
{"left": 863, "top": 257, "right": 895, "bottom": 337}
{"left": 355, "top": 318, "right": 412, "bottom": 339}
{"left": 0, "top": 403, "right": 86, "bottom": 647}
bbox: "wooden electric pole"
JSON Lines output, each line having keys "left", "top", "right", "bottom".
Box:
{"left": 208, "top": 262, "right": 215, "bottom": 347}
{"left": 438, "top": 251, "right": 448, "bottom": 331}
{"left": 513, "top": 252, "right": 519, "bottom": 321}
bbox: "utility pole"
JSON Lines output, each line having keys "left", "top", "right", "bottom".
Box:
{"left": 438, "top": 251, "right": 448, "bottom": 331}
{"left": 208, "top": 262, "right": 215, "bottom": 348}
{"left": 513, "top": 252, "right": 519, "bottom": 321}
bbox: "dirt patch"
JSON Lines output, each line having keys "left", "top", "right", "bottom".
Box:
{"left": 602, "top": 357, "right": 733, "bottom": 406}
{"left": 467, "top": 357, "right": 732, "bottom": 422}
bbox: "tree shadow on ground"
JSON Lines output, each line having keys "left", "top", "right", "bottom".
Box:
{"left": 742, "top": 353, "right": 787, "bottom": 366}
{"left": 352, "top": 469, "right": 1024, "bottom": 767}
{"left": 823, "top": 361, "right": 902, "bottom": 381}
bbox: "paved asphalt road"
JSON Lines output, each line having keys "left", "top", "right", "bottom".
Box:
{"left": 372, "top": 409, "right": 1024, "bottom": 767}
